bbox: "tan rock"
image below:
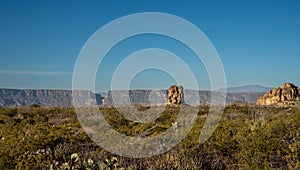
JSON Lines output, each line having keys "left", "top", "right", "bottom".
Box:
{"left": 281, "top": 83, "right": 299, "bottom": 101}
{"left": 256, "top": 83, "right": 300, "bottom": 106}
{"left": 167, "top": 85, "right": 183, "bottom": 105}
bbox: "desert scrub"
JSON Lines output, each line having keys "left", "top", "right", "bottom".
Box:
{"left": 0, "top": 106, "right": 299, "bottom": 169}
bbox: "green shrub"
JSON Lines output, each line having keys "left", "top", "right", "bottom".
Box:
{"left": 0, "top": 106, "right": 299, "bottom": 169}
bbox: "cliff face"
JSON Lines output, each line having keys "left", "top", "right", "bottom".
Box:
{"left": 0, "top": 88, "right": 266, "bottom": 108}
{"left": 0, "top": 89, "right": 103, "bottom": 108}
{"left": 102, "top": 90, "right": 168, "bottom": 106}
{"left": 102, "top": 89, "right": 264, "bottom": 106}
{"left": 256, "top": 83, "right": 300, "bottom": 106}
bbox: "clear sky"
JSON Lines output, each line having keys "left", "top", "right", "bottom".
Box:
{"left": 0, "top": 0, "right": 300, "bottom": 92}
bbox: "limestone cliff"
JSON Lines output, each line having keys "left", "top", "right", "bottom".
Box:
{"left": 0, "top": 89, "right": 103, "bottom": 108}
{"left": 102, "top": 89, "right": 264, "bottom": 106}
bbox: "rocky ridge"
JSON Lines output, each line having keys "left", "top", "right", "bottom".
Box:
{"left": 0, "top": 89, "right": 103, "bottom": 108}
{"left": 0, "top": 87, "right": 267, "bottom": 108}
{"left": 102, "top": 89, "right": 264, "bottom": 106}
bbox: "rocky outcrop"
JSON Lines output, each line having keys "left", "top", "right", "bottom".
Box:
{"left": 256, "top": 83, "right": 300, "bottom": 106}
{"left": 281, "top": 83, "right": 299, "bottom": 101}
{"left": 256, "top": 87, "right": 282, "bottom": 105}
{"left": 167, "top": 85, "right": 183, "bottom": 104}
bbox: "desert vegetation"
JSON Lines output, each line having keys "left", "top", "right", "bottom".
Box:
{"left": 0, "top": 104, "right": 299, "bottom": 169}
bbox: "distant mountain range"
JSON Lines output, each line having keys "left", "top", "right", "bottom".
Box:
{"left": 218, "top": 85, "right": 273, "bottom": 93}
{"left": 102, "top": 89, "right": 264, "bottom": 106}
{"left": 0, "top": 89, "right": 103, "bottom": 108}
{"left": 0, "top": 86, "right": 268, "bottom": 108}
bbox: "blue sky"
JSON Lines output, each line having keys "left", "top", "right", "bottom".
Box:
{"left": 0, "top": 0, "right": 300, "bottom": 91}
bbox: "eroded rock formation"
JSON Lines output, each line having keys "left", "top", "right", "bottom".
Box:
{"left": 167, "top": 85, "right": 183, "bottom": 104}
{"left": 256, "top": 83, "right": 300, "bottom": 106}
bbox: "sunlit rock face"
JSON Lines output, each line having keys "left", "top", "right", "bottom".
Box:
{"left": 281, "top": 83, "right": 299, "bottom": 101}
{"left": 167, "top": 85, "right": 183, "bottom": 105}
{"left": 256, "top": 83, "right": 300, "bottom": 106}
